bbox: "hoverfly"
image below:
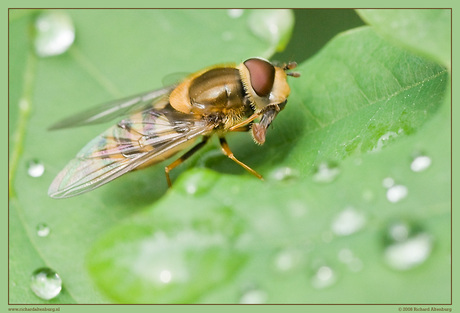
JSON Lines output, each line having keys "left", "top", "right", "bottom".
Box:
{"left": 48, "top": 57, "right": 299, "bottom": 198}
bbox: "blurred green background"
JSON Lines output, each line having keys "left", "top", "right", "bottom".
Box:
{"left": 9, "top": 9, "right": 450, "bottom": 305}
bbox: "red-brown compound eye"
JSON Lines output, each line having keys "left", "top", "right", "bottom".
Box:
{"left": 244, "top": 58, "right": 275, "bottom": 97}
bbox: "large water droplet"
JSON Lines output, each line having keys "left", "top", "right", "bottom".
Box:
{"left": 411, "top": 155, "right": 432, "bottom": 172}
{"left": 331, "top": 207, "right": 366, "bottom": 236}
{"left": 36, "top": 223, "right": 50, "bottom": 237}
{"left": 30, "top": 268, "right": 62, "bottom": 300}
{"left": 312, "top": 162, "right": 340, "bottom": 183}
{"left": 34, "top": 11, "right": 75, "bottom": 57}
{"left": 383, "top": 225, "right": 433, "bottom": 271}
{"left": 27, "top": 160, "right": 45, "bottom": 177}
{"left": 311, "top": 266, "right": 336, "bottom": 289}
{"left": 386, "top": 185, "right": 408, "bottom": 203}
{"left": 239, "top": 288, "right": 268, "bottom": 304}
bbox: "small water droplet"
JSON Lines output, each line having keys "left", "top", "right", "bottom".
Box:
{"left": 274, "top": 249, "right": 302, "bottom": 272}
{"left": 382, "top": 177, "right": 395, "bottom": 188}
{"left": 27, "top": 160, "right": 45, "bottom": 177}
{"left": 312, "top": 162, "right": 340, "bottom": 183}
{"left": 34, "top": 11, "right": 75, "bottom": 57}
{"left": 311, "top": 266, "right": 336, "bottom": 289}
{"left": 383, "top": 222, "right": 433, "bottom": 271}
{"left": 36, "top": 223, "right": 50, "bottom": 237}
{"left": 178, "top": 170, "right": 217, "bottom": 196}
{"left": 386, "top": 185, "right": 408, "bottom": 203}
{"left": 411, "top": 155, "right": 432, "bottom": 172}
{"left": 338, "top": 249, "right": 363, "bottom": 272}
{"left": 30, "top": 268, "right": 62, "bottom": 300}
{"left": 221, "top": 31, "right": 234, "bottom": 41}
{"left": 331, "top": 207, "right": 366, "bottom": 236}
{"left": 227, "top": 9, "right": 244, "bottom": 18}
{"left": 239, "top": 288, "right": 268, "bottom": 304}
{"left": 270, "top": 166, "right": 299, "bottom": 181}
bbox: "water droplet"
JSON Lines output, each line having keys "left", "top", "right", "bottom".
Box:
{"left": 312, "top": 162, "right": 340, "bottom": 183}
{"left": 311, "top": 266, "right": 336, "bottom": 289}
{"left": 227, "top": 9, "right": 244, "bottom": 18}
{"left": 386, "top": 185, "right": 408, "bottom": 203}
{"left": 411, "top": 155, "right": 432, "bottom": 172}
{"left": 274, "top": 249, "right": 302, "bottom": 272}
{"left": 372, "top": 131, "right": 399, "bottom": 152}
{"left": 338, "top": 249, "right": 363, "bottom": 272}
{"left": 178, "top": 169, "right": 218, "bottom": 196}
{"left": 159, "top": 269, "right": 172, "bottom": 284}
{"left": 239, "top": 288, "right": 268, "bottom": 304}
{"left": 248, "top": 10, "right": 293, "bottom": 50}
{"left": 36, "top": 223, "right": 50, "bottom": 237}
{"left": 382, "top": 177, "right": 395, "bottom": 188}
{"left": 34, "top": 11, "right": 75, "bottom": 57}
{"left": 331, "top": 207, "right": 366, "bottom": 236}
{"left": 221, "top": 31, "right": 234, "bottom": 41}
{"left": 27, "top": 160, "right": 45, "bottom": 177}
{"left": 270, "top": 166, "right": 299, "bottom": 181}
{"left": 30, "top": 268, "right": 62, "bottom": 300}
{"left": 383, "top": 222, "right": 433, "bottom": 271}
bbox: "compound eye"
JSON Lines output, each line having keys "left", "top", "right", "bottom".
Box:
{"left": 244, "top": 58, "right": 275, "bottom": 97}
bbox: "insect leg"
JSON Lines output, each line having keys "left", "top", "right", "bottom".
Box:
{"left": 229, "top": 124, "right": 251, "bottom": 132}
{"left": 218, "top": 137, "right": 263, "bottom": 180}
{"left": 165, "top": 136, "right": 210, "bottom": 187}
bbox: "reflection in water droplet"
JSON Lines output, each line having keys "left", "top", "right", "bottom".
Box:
{"left": 384, "top": 233, "right": 433, "bottom": 271}
{"left": 331, "top": 207, "right": 366, "bottom": 236}
{"left": 274, "top": 249, "right": 302, "bottom": 272}
{"left": 311, "top": 266, "right": 336, "bottom": 289}
{"left": 270, "top": 166, "right": 299, "bottom": 181}
{"left": 312, "top": 162, "right": 340, "bottom": 183}
{"left": 36, "top": 223, "right": 50, "bottom": 237}
{"left": 227, "top": 9, "right": 244, "bottom": 18}
{"left": 411, "top": 155, "right": 432, "bottom": 172}
{"left": 386, "top": 185, "right": 408, "bottom": 203}
{"left": 388, "top": 221, "right": 410, "bottom": 242}
{"left": 239, "top": 288, "right": 268, "bottom": 304}
{"left": 34, "top": 11, "right": 75, "bottom": 57}
{"left": 30, "top": 268, "right": 62, "bottom": 300}
{"left": 27, "top": 160, "right": 45, "bottom": 177}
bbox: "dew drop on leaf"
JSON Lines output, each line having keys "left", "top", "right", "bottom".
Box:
{"left": 312, "top": 161, "right": 340, "bottom": 183}
{"left": 239, "top": 288, "right": 268, "bottom": 304}
{"left": 36, "top": 223, "right": 50, "bottom": 237}
{"left": 227, "top": 9, "right": 244, "bottom": 18}
{"left": 383, "top": 221, "right": 433, "bottom": 271}
{"left": 27, "top": 160, "right": 45, "bottom": 177}
{"left": 311, "top": 265, "right": 337, "bottom": 289}
{"left": 386, "top": 185, "right": 408, "bottom": 203}
{"left": 269, "top": 166, "right": 299, "bottom": 181}
{"left": 331, "top": 207, "right": 366, "bottom": 236}
{"left": 410, "top": 155, "right": 432, "bottom": 172}
{"left": 34, "top": 10, "right": 75, "bottom": 57}
{"left": 30, "top": 268, "right": 62, "bottom": 300}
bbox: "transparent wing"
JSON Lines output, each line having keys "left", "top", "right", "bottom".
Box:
{"left": 48, "top": 86, "right": 176, "bottom": 130}
{"left": 48, "top": 105, "right": 214, "bottom": 198}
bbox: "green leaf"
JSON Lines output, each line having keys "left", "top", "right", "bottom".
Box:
{"left": 356, "top": 9, "right": 451, "bottom": 69}
{"left": 8, "top": 9, "right": 294, "bottom": 303}
{"left": 87, "top": 27, "right": 450, "bottom": 303}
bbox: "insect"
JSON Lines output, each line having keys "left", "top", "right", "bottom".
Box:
{"left": 48, "top": 57, "right": 299, "bottom": 198}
